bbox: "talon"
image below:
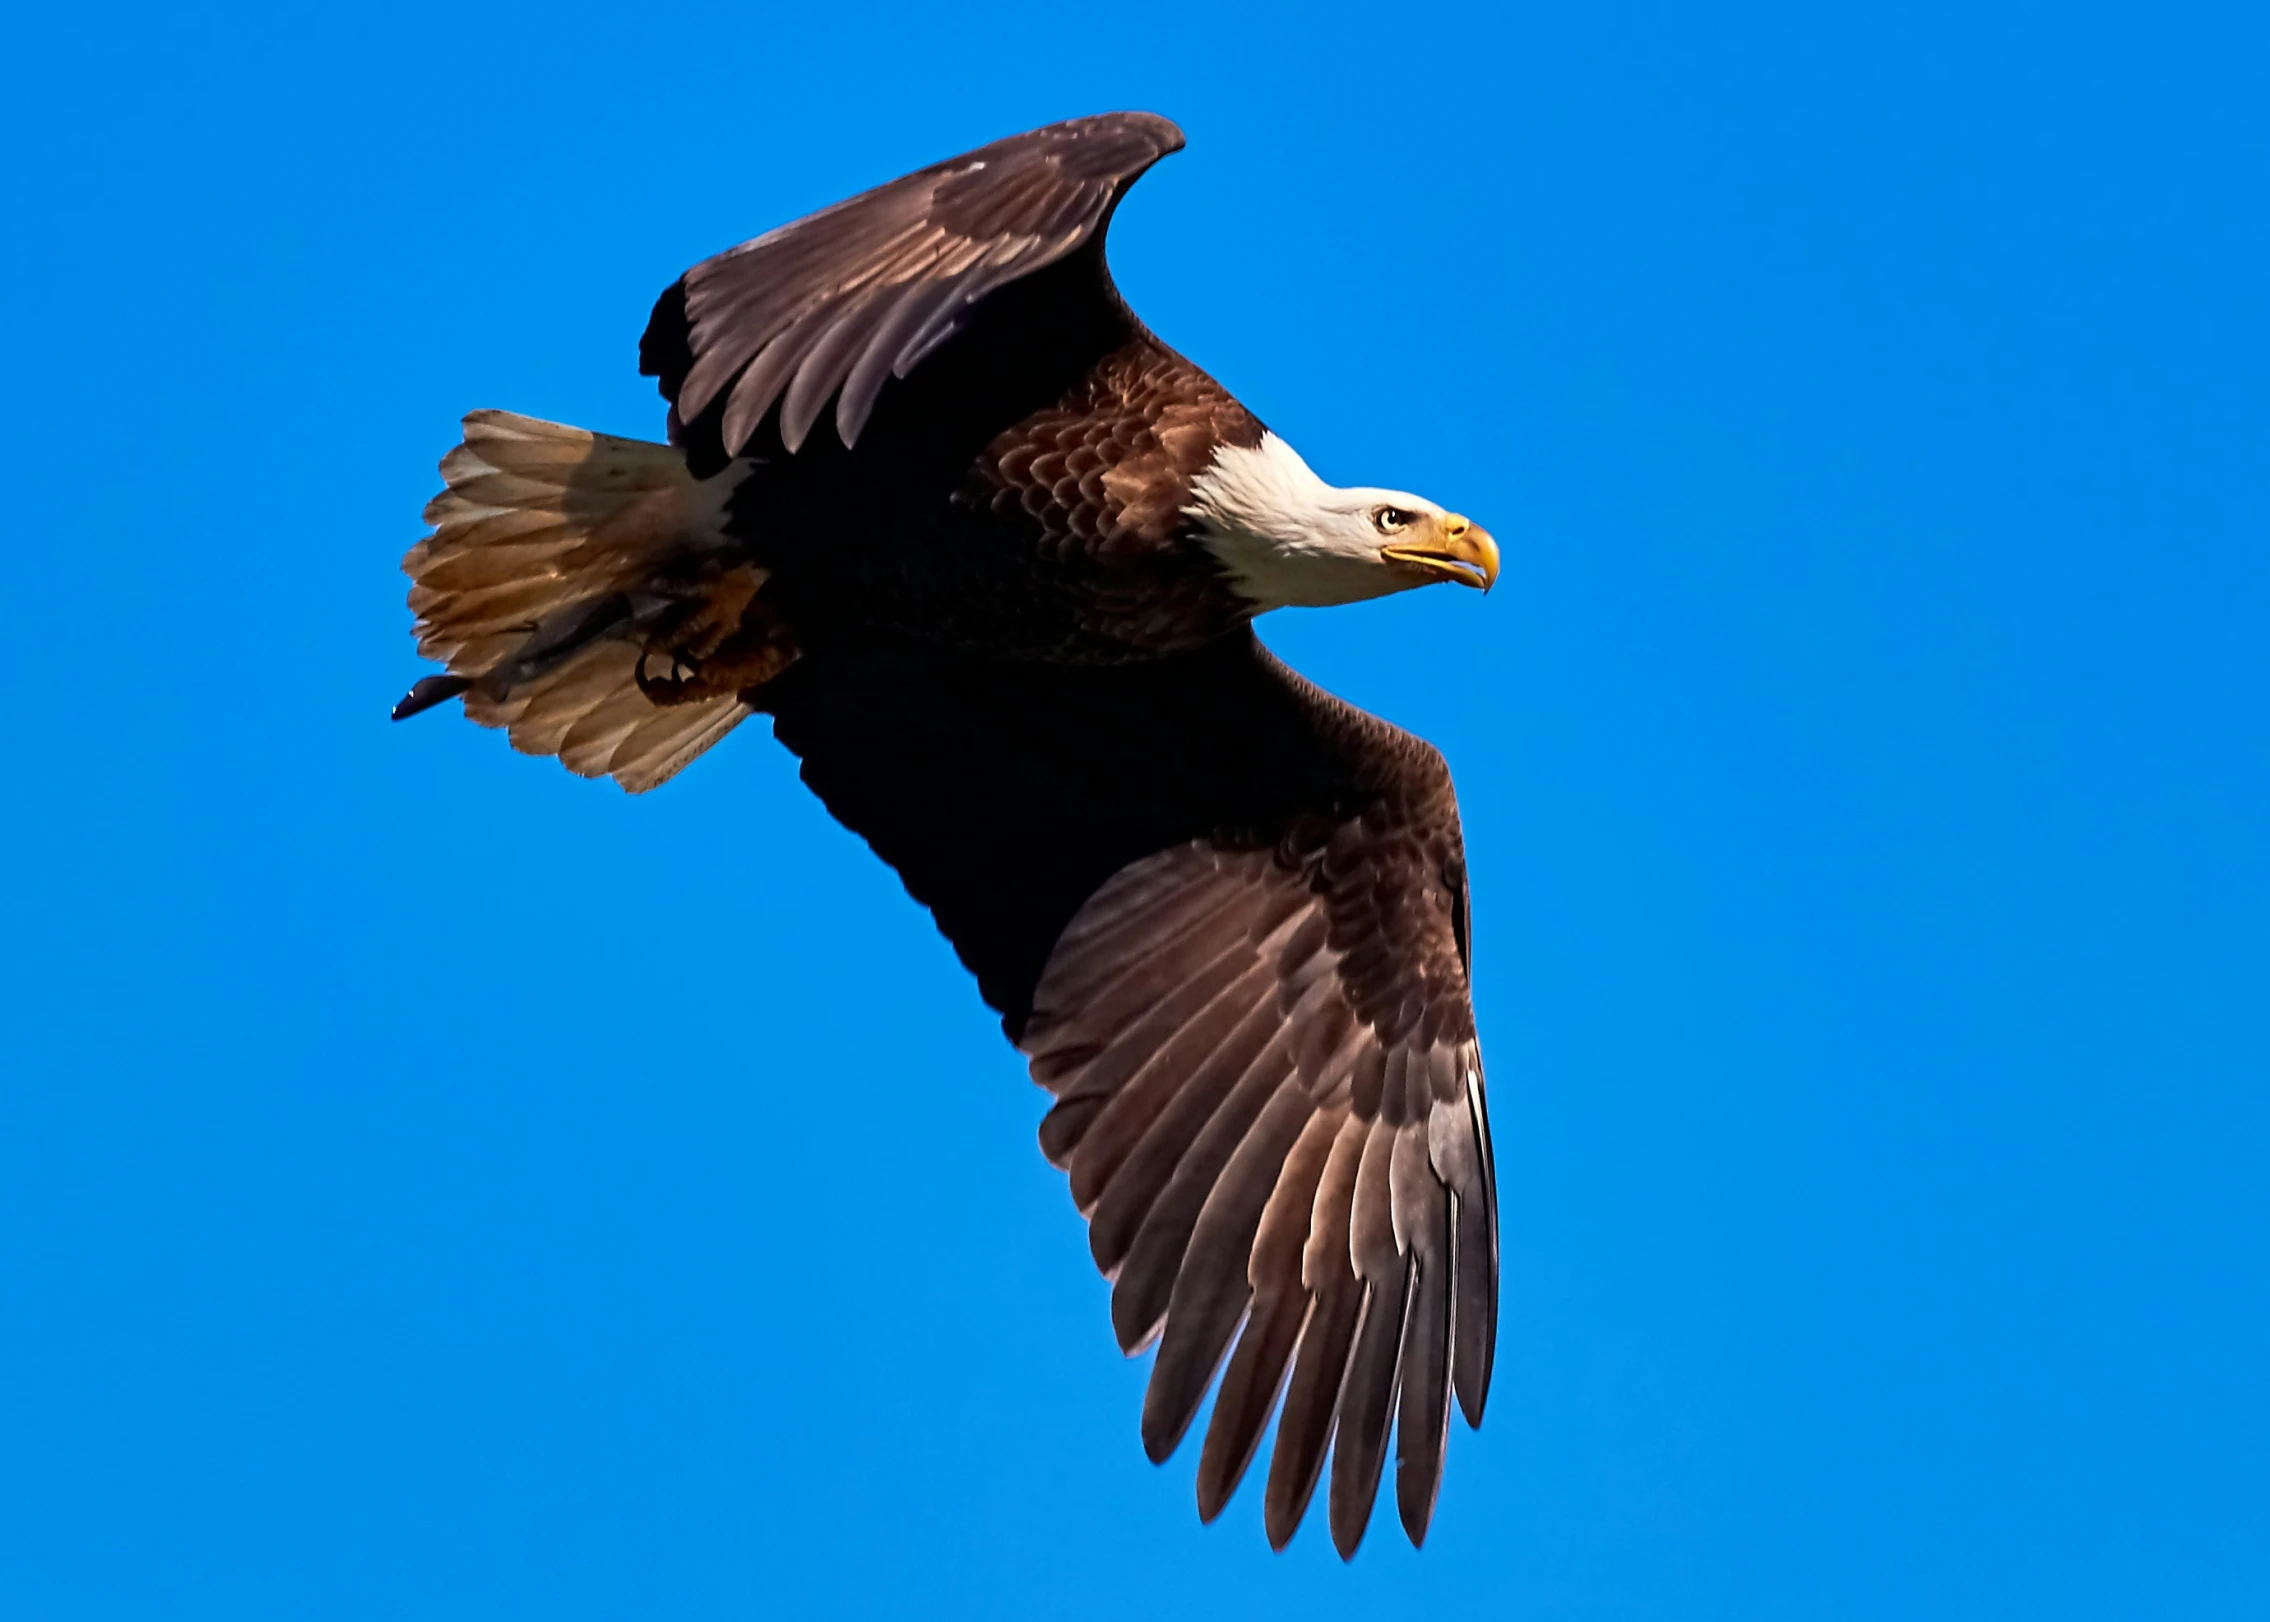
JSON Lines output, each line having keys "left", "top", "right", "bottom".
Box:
{"left": 635, "top": 649, "right": 697, "bottom": 703}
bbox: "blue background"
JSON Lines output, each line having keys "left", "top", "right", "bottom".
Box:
{"left": 5, "top": 3, "right": 2264, "bottom": 1616}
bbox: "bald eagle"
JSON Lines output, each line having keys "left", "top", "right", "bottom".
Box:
{"left": 394, "top": 113, "right": 1501, "bottom": 1557}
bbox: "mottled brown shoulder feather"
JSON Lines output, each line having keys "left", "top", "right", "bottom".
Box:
{"left": 977, "top": 338, "right": 1264, "bottom": 560}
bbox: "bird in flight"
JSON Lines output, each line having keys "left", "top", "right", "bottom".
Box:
{"left": 394, "top": 112, "right": 1501, "bottom": 1557}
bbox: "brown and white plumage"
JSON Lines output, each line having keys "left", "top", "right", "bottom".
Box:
{"left": 395, "top": 113, "right": 1503, "bottom": 1556}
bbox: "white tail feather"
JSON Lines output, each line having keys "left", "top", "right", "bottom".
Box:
{"left": 400, "top": 410, "right": 765, "bottom": 793}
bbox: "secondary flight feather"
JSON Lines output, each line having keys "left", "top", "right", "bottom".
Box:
{"left": 394, "top": 112, "right": 1502, "bottom": 1557}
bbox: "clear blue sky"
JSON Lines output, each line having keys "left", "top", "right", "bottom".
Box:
{"left": 4, "top": 3, "right": 2264, "bottom": 1617}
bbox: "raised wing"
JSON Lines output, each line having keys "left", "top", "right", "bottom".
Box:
{"left": 761, "top": 630, "right": 1498, "bottom": 1556}
{"left": 640, "top": 112, "right": 1184, "bottom": 461}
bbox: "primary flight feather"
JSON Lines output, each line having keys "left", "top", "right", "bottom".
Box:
{"left": 394, "top": 112, "right": 1501, "bottom": 1557}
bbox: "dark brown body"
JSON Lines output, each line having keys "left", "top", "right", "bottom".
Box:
{"left": 654, "top": 256, "right": 1267, "bottom": 663}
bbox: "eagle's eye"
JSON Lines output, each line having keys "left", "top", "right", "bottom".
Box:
{"left": 1372, "top": 505, "right": 1417, "bottom": 534}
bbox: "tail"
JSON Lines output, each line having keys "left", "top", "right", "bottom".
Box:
{"left": 394, "top": 410, "right": 793, "bottom": 793}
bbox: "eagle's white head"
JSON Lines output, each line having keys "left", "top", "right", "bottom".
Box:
{"left": 1184, "top": 432, "right": 1500, "bottom": 611}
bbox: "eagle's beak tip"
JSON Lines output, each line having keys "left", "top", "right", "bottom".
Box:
{"left": 1380, "top": 515, "right": 1500, "bottom": 593}
{"left": 1447, "top": 516, "right": 1500, "bottom": 595}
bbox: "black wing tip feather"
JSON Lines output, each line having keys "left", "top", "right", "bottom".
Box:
{"left": 1193, "top": 1301, "right": 1296, "bottom": 1523}
{"left": 390, "top": 673, "right": 470, "bottom": 722}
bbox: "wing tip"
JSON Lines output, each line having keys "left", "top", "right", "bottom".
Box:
{"left": 1455, "top": 1356, "right": 1493, "bottom": 1429}
{"left": 391, "top": 674, "right": 471, "bottom": 722}
{"left": 1329, "top": 1508, "right": 1369, "bottom": 1562}
{"left": 1119, "top": 110, "right": 1186, "bottom": 157}
{"left": 1036, "top": 109, "right": 1185, "bottom": 157}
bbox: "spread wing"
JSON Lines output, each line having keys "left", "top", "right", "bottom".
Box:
{"left": 640, "top": 111, "right": 1184, "bottom": 461}
{"left": 762, "top": 629, "right": 1498, "bottom": 1556}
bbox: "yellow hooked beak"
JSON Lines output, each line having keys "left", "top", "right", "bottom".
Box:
{"left": 1380, "top": 513, "right": 1500, "bottom": 592}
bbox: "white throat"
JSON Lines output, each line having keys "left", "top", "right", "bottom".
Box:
{"left": 1184, "top": 433, "right": 1412, "bottom": 610}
